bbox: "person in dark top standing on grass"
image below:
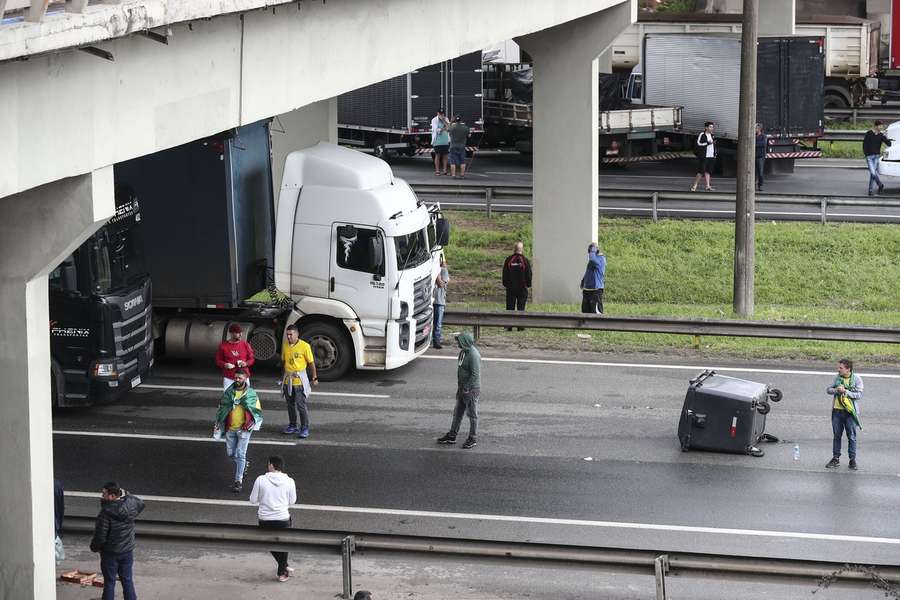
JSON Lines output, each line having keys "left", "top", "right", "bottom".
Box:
{"left": 863, "top": 120, "right": 891, "bottom": 195}
{"left": 90, "top": 482, "right": 145, "bottom": 600}
{"left": 755, "top": 123, "right": 767, "bottom": 191}
{"left": 448, "top": 115, "right": 470, "bottom": 179}
{"left": 502, "top": 241, "right": 532, "bottom": 330}
{"left": 437, "top": 332, "right": 482, "bottom": 449}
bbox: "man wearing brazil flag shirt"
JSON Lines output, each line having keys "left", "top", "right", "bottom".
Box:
{"left": 825, "top": 358, "right": 863, "bottom": 471}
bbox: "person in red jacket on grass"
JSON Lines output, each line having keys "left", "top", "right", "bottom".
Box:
{"left": 216, "top": 324, "right": 256, "bottom": 390}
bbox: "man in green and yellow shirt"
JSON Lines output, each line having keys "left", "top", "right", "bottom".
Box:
{"left": 281, "top": 324, "right": 318, "bottom": 438}
{"left": 826, "top": 358, "right": 863, "bottom": 471}
{"left": 214, "top": 368, "right": 262, "bottom": 492}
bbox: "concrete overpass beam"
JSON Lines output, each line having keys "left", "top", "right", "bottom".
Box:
{"left": 517, "top": 0, "right": 635, "bottom": 304}
{"left": 759, "top": 0, "right": 795, "bottom": 35}
{"left": 271, "top": 98, "right": 338, "bottom": 200}
{"left": 0, "top": 168, "right": 115, "bottom": 600}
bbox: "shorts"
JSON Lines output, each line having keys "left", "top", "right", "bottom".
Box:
{"left": 697, "top": 157, "right": 715, "bottom": 174}
{"left": 449, "top": 146, "right": 466, "bottom": 165}
{"left": 433, "top": 145, "right": 449, "bottom": 156}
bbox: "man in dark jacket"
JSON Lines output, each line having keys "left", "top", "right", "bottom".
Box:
{"left": 90, "top": 482, "right": 145, "bottom": 600}
{"left": 501, "top": 241, "right": 532, "bottom": 330}
{"left": 436, "top": 332, "right": 482, "bottom": 449}
{"left": 755, "top": 124, "right": 767, "bottom": 191}
{"left": 863, "top": 120, "right": 891, "bottom": 195}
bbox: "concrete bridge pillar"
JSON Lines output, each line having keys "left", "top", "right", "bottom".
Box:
{"left": 0, "top": 169, "right": 115, "bottom": 600}
{"left": 517, "top": 0, "right": 636, "bottom": 304}
{"left": 271, "top": 98, "right": 338, "bottom": 202}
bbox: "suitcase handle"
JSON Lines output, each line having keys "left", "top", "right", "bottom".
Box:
{"left": 689, "top": 369, "right": 716, "bottom": 387}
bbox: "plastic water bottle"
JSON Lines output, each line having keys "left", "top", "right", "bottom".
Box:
{"left": 793, "top": 444, "right": 800, "bottom": 461}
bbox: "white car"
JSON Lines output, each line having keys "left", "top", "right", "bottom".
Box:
{"left": 877, "top": 121, "right": 900, "bottom": 178}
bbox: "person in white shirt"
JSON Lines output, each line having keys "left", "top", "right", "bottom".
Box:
{"left": 691, "top": 121, "right": 717, "bottom": 192}
{"left": 249, "top": 456, "right": 298, "bottom": 582}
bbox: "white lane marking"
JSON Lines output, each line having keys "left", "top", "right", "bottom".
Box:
{"left": 63, "top": 491, "right": 900, "bottom": 546}
{"left": 598, "top": 206, "right": 900, "bottom": 219}
{"left": 421, "top": 355, "right": 900, "bottom": 379}
{"left": 137, "top": 384, "right": 389, "bottom": 399}
{"left": 54, "top": 430, "right": 297, "bottom": 446}
{"left": 484, "top": 171, "right": 531, "bottom": 175}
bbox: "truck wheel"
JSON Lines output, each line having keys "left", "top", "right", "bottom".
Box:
{"left": 823, "top": 93, "right": 848, "bottom": 109}
{"left": 302, "top": 321, "right": 353, "bottom": 381}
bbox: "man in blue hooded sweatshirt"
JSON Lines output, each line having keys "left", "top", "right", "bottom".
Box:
{"left": 580, "top": 243, "right": 606, "bottom": 314}
{"left": 437, "top": 331, "right": 481, "bottom": 449}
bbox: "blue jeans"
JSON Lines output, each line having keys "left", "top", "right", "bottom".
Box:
{"left": 832, "top": 409, "right": 857, "bottom": 460}
{"left": 433, "top": 303, "right": 445, "bottom": 344}
{"left": 225, "top": 428, "right": 252, "bottom": 482}
{"left": 866, "top": 154, "right": 882, "bottom": 193}
{"left": 100, "top": 550, "right": 136, "bottom": 600}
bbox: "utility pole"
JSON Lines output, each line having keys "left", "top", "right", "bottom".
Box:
{"left": 733, "top": 0, "right": 758, "bottom": 316}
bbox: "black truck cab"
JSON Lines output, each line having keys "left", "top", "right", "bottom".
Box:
{"left": 49, "top": 187, "right": 153, "bottom": 407}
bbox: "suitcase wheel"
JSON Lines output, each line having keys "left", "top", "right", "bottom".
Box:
{"left": 756, "top": 400, "right": 771, "bottom": 415}
{"left": 748, "top": 446, "right": 765, "bottom": 457}
{"left": 767, "top": 388, "right": 783, "bottom": 403}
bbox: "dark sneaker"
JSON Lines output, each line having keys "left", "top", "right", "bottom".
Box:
{"left": 878, "top": 184, "right": 885, "bottom": 194}
{"left": 825, "top": 458, "right": 840, "bottom": 469}
{"left": 849, "top": 459, "right": 858, "bottom": 471}
{"left": 437, "top": 433, "right": 457, "bottom": 444}
{"left": 297, "top": 428, "right": 310, "bottom": 439}
{"left": 462, "top": 437, "right": 477, "bottom": 449}
{"left": 231, "top": 480, "right": 243, "bottom": 493}
{"left": 433, "top": 342, "right": 443, "bottom": 349}
{"left": 282, "top": 425, "right": 299, "bottom": 434}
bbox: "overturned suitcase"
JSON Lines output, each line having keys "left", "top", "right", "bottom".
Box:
{"left": 677, "top": 370, "right": 782, "bottom": 457}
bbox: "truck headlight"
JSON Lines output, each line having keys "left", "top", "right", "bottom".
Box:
{"left": 91, "top": 360, "right": 118, "bottom": 379}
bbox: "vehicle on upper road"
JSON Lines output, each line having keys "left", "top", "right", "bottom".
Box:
{"left": 114, "top": 121, "right": 449, "bottom": 383}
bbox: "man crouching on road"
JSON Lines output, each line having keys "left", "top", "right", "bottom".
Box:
{"left": 437, "top": 331, "right": 482, "bottom": 449}
{"left": 90, "top": 482, "right": 145, "bottom": 600}
{"left": 214, "top": 368, "right": 263, "bottom": 493}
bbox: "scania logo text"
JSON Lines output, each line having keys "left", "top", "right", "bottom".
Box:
{"left": 123, "top": 296, "right": 143, "bottom": 311}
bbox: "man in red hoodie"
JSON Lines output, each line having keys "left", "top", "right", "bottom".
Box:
{"left": 216, "top": 324, "right": 256, "bottom": 389}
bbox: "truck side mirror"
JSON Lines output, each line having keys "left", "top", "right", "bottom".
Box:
{"left": 368, "top": 236, "right": 384, "bottom": 274}
{"left": 435, "top": 218, "right": 450, "bottom": 246}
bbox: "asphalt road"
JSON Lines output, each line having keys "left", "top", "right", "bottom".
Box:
{"left": 389, "top": 154, "right": 900, "bottom": 222}
{"left": 54, "top": 351, "right": 900, "bottom": 567}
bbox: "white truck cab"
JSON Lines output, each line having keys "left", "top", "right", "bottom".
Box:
{"left": 275, "top": 143, "right": 447, "bottom": 377}
{"left": 878, "top": 121, "right": 900, "bottom": 179}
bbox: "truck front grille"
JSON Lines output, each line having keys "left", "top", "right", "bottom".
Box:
{"left": 412, "top": 275, "right": 433, "bottom": 348}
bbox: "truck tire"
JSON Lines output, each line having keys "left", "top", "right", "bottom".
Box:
{"left": 823, "top": 92, "right": 848, "bottom": 109}
{"left": 302, "top": 321, "right": 353, "bottom": 381}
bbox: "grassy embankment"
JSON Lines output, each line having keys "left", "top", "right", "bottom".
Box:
{"left": 443, "top": 211, "right": 900, "bottom": 363}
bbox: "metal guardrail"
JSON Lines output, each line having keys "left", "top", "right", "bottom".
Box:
{"left": 442, "top": 310, "right": 900, "bottom": 345}
{"left": 825, "top": 107, "right": 900, "bottom": 125}
{"left": 62, "top": 516, "right": 900, "bottom": 599}
{"left": 820, "top": 129, "right": 864, "bottom": 143}
{"left": 413, "top": 183, "right": 900, "bottom": 223}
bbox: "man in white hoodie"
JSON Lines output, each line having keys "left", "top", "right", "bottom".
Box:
{"left": 249, "top": 455, "right": 298, "bottom": 582}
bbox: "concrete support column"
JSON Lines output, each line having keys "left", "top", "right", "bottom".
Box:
{"left": 759, "top": 0, "right": 794, "bottom": 35}
{"left": 271, "top": 98, "right": 338, "bottom": 201}
{"left": 0, "top": 169, "right": 115, "bottom": 600}
{"left": 517, "top": 0, "right": 635, "bottom": 303}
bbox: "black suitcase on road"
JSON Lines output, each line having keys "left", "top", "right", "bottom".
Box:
{"left": 677, "top": 370, "right": 782, "bottom": 456}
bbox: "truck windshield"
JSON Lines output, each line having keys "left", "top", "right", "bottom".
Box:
{"left": 395, "top": 227, "right": 430, "bottom": 271}
{"left": 87, "top": 226, "right": 146, "bottom": 294}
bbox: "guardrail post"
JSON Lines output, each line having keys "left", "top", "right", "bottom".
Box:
{"left": 852, "top": 108, "right": 858, "bottom": 126}
{"left": 651, "top": 191, "right": 659, "bottom": 222}
{"left": 654, "top": 555, "right": 669, "bottom": 600}
{"left": 820, "top": 198, "right": 827, "bottom": 225}
{"left": 342, "top": 535, "right": 355, "bottom": 599}
{"left": 473, "top": 324, "right": 481, "bottom": 341}
{"left": 485, "top": 187, "right": 494, "bottom": 219}
{"left": 692, "top": 335, "right": 701, "bottom": 350}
